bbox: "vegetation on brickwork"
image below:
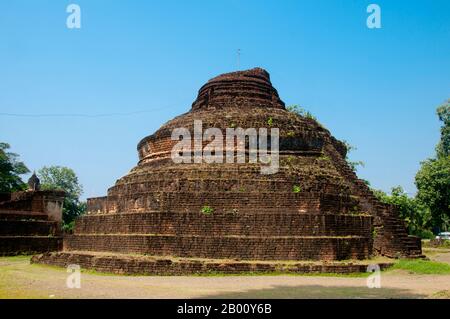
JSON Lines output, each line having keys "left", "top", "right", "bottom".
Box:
{"left": 201, "top": 205, "right": 214, "bottom": 215}
{"left": 286, "top": 105, "right": 316, "bottom": 120}
{"left": 37, "top": 166, "right": 86, "bottom": 230}
{"left": 361, "top": 179, "right": 371, "bottom": 186}
{"left": 341, "top": 140, "right": 365, "bottom": 173}
{"left": 229, "top": 208, "right": 239, "bottom": 215}
{"left": 267, "top": 117, "right": 273, "bottom": 126}
{"left": 286, "top": 104, "right": 329, "bottom": 131}
{"left": 371, "top": 227, "right": 378, "bottom": 239}
{"left": 62, "top": 221, "right": 76, "bottom": 233}
{"left": 0, "top": 142, "right": 29, "bottom": 192}
{"left": 317, "top": 154, "right": 331, "bottom": 161}
{"left": 292, "top": 185, "right": 301, "bottom": 193}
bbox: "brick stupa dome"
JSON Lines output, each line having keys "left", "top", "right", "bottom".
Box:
{"left": 33, "top": 68, "right": 422, "bottom": 274}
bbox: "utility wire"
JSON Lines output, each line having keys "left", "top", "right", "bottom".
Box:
{"left": 0, "top": 106, "right": 173, "bottom": 118}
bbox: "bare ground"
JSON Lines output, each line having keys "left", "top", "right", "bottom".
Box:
{"left": 1, "top": 251, "right": 450, "bottom": 299}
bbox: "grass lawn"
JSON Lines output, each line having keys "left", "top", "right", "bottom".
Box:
{"left": 390, "top": 259, "right": 450, "bottom": 275}
{"left": 1, "top": 254, "right": 450, "bottom": 299}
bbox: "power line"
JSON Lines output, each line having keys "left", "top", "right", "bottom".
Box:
{"left": 0, "top": 106, "right": 170, "bottom": 118}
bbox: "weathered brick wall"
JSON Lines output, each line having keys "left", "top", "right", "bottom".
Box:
{"left": 75, "top": 212, "right": 372, "bottom": 237}
{"left": 0, "top": 190, "right": 65, "bottom": 256}
{"left": 0, "top": 190, "right": 65, "bottom": 219}
{"left": 86, "top": 196, "right": 108, "bottom": 213}
{"left": 64, "top": 234, "right": 371, "bottom": 261}
{"left": 0, "top": 220, "right": 57, "bottom": 236}
{"left": 32, "top": 252, "right": 393, "bottom": 275}
{"left": 0, "top": 236, "right": 62, "bottom": 256}
{"left": 0, "top": 193, "right": 11, "bottom": 203}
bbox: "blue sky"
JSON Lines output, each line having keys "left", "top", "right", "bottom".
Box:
{"left": 0, "top": 0, "right": 449, "bottom": 199}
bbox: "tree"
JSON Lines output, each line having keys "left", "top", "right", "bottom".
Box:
{"left": 415, "top": 99, "right": 450, "bottom": 232}
{"left": 0, "top": 142, "right": 29, "bottom": 192}
{"left": 374, "top": 186, "right": 433, "bottom": 238}
{"left": 436, "top": 99, "right": 449, "bottom": 158}
{"left": 37, "top": 166, "right": 85, "bottom": 228}
{"left": 415, "top": 156, "right": 450, "bottom": 232}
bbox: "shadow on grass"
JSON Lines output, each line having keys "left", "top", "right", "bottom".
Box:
{"left": 204, "top": 285, "right": 425, "bottom": 299}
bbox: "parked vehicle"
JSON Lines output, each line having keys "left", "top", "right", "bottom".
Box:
{"left": 435, "top": 232, "right": 450, "bottom": 240}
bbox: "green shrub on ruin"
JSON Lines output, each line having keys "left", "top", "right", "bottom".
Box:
{"left": 292, "top": 185, "right": 301, "bottom": 193}
{"left": 201, "top": 205, "right": 214, "bottom": 215}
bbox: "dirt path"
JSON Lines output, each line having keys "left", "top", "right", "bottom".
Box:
{"left": 1, "top": 255, "right": 450, "bottom": 299}
{"left": 432, "top": 251, "right": 450, "bottom": 265}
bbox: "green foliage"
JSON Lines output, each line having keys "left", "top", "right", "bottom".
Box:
{"left": 341, "top": 140, "right": 365, "bottom": 172}
{"left": 414, "top": 100, "right": 450, "bottom": 232}
{"left": 38, "top": 166, "right": 82, "bottom": 198}
{"left": 415, "top": 156, "right": 450, "bottom": 231}
{"left": 391, "top": 259, "right": 450, "bottom": 275}
{"left": 201, "top": 205, "right": 214, "bottom": 215}
{"left": 267, "top": 117, "right": 273, "bottom": 126}
{"left": 37, "top": 166, "right": 85, "bottom": 227}
{"left": 416, "top": 229, "right": 435, "bottom": 240}
{"left": 436, "top": 99, "right": 449, "bottom": 158}
{"left": 317, "top": 154, "right": 330, "bottom": 161}
{"left": 62, "top": 221, "right": 76, "bottom": 232}
{"left": 292, "top": 185, "right": 301, "bottom": 193}
{"left": 361, "top": 179, "right": 371, "bottom": 186}
{"left": 373, "top": 186, "right": 432, "bottom": 237}
{"left": 286, "top": 105, "right": 316, "bottom": 120}
{"left": 0, "top": 142, "right": 29, "bottom": 192}
{"left": 341, "top": 140, "right": 364, "bottom": 171}
{"left": 371, "top": 228, "right": 378, "bottom": 239}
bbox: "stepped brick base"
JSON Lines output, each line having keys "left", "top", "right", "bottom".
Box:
{"left": 74, "top": 212, "right": 372, "bottom": 237}
{"left": 31, "top": 251, "right": 393, "bottom": 275}
{"left": 0, "top": 220, "right": 58, "bottom": 236}
{"left": 63, "top": 234, "right": 371, "bottom": 261}
{"left": 0, "top": 236, "right": 62, "bottom": 256}
{"left": 62, "top": 211, "right": 373, "bottom": 261}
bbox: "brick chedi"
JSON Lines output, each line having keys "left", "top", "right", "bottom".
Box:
{"left": 32, "top": 68, "right": 421, "bottom": 274}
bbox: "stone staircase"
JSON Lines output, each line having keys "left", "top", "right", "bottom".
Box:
{"left": 326, "top": 144, "right": 423, "bottom": 258}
